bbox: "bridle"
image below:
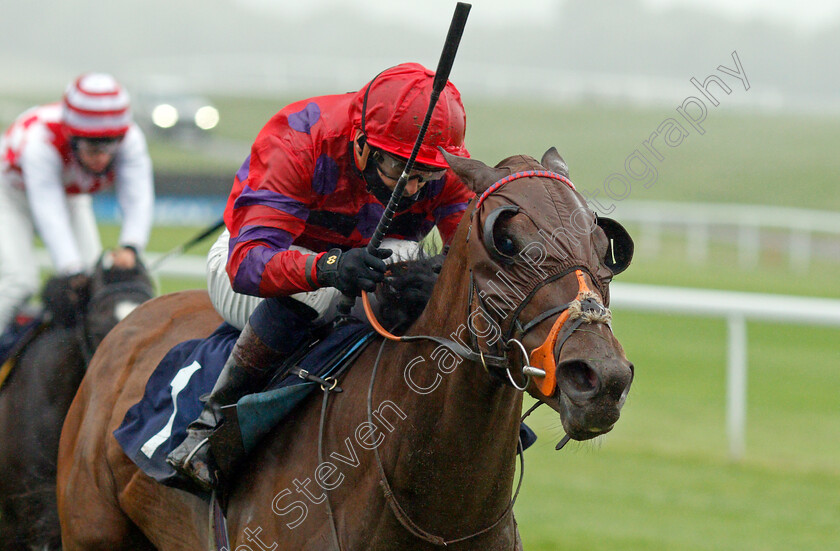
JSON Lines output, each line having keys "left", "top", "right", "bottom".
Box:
{"left": 468, "top": 264, "right": 611, "bottom": 395}
{"left": 317, "top": 169, "right": 613, "bottom": 548}
{"left": 363, "top": 169, "right": 613, "bottom": 396}
{"left": 76, "top": 279, "right": 155, "bottom": 364}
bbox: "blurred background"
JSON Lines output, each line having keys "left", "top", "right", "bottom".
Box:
{"left": 2, "top": 1, "right": 838, "bottom": 549}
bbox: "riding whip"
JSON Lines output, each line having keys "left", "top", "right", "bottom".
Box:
{"left": 366, "top": 2, "right": 471, "bottom": 252}
{"left": 337, "top": 2, "right": 472, "bottom": 316}
{"left": 148, "top": 218, "right": 225, "bottom": 271}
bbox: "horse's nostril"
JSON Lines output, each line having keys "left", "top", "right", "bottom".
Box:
{"left": 558, "top": 360, "right": 599, "bottom": 397}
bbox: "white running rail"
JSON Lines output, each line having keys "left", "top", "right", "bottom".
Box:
{"left": 36, "top": 251, "right": 840, "bottom": 460}
{"left": 612, "top": 200, "right": 840, "bottom": 271}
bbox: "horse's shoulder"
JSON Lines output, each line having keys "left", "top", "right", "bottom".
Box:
{"left": 100, "top": 290, "right": 220, "bottom": 365}
{"left": 121, "top": 289, "right": 215, "bottom": 327}
{"left": 136, "top": 289, "right": 213, "bottom": 314}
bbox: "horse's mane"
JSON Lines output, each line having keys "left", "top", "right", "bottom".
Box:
{"left": 40, "top": 259, "right": 154, "bottom": 329}
{"left": 374, "top": 251, "right": 444, "bottom": 333}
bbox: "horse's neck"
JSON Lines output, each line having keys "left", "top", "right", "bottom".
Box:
{"left": 375, "top": 246, "right": 523, "bottom": 530}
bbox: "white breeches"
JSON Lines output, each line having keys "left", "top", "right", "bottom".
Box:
{"left": 0, "top": 184, "right": 102, "bottom": 329}
{"left": 206, "top": 229, "right": 421, "bottom": 330}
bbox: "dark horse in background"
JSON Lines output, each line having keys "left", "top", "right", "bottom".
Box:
{"left": 0, "top": 257, "right": 154, "bottom": 550}
{"left": 58, "top": 149, "right": 635, "bottom": 550}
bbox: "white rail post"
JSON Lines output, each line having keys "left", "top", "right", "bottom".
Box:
{"left": 640, "top": 220, "right": 662, "bottom": 258}
{"left": 738, "top": 223, "right": 761, "bottom": 269}
{"left": 789, "top": 229, "right": 811, "bottom": 273}
{"left": 687, "top": 222, "right": 709, "bottom": 264}
{"left": 726, "top": 314, "right": 748, "bottom": 460}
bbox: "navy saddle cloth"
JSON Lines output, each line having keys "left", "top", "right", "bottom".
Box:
{"left": 114, "top": 320, "right": 375, "bottom": 485}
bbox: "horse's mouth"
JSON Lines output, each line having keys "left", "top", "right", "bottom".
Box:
{"left": 556, "top": 394, "right": 621, "bottom": 441}
{"left": 542, "top": 357, "right": 633, "bottom": 441}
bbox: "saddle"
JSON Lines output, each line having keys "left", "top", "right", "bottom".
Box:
{"left": 114, "top": 320, "right": 376, "bottom": 493}
{"left": 209, "top": 320, "right": 376, "bottom": 484}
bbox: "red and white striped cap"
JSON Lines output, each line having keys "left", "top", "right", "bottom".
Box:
{"left": 62, "top": 73, "right": 132, "bottom": 138}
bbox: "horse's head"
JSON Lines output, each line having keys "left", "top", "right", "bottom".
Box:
{"left": 443, "top": 147, "right": 635, "bottom": 441}
{"left": 83, "top": 253, "right": 156, "bottom": 350}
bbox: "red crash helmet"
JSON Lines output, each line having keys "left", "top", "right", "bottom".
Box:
{"left": 62, "top": 73, "right": 132, "bottom": 139}
{"left": 350, "top": 62, "right": 467, "bottom": 168}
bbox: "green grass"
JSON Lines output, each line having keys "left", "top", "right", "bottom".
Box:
{"left": 5, "top": 92, "right": 840, "bottom": 211}
{"left": 414, "top": 100, "right": 813, "bottom": 210}
{"left": 460, "top": 100, "right": 840, "bottom": 212}
{"left": 616, "top": 231, "right": 840, "bottom": 299}
{"left": 145, "top": 140, "right": 235, "bottom": 173}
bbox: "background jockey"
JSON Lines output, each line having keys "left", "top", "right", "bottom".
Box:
{"left": 0, "top": 73, "right": 154, "bottom": 331}
{"left": 168, "top": 62, "right": 475, "bottom": 490}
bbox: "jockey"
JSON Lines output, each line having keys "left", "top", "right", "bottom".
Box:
{"left": 0, "top": 73, "right": 154, "bottom": 331}
{"left": 167, "top": 62, "right": 474, "bottom": 490}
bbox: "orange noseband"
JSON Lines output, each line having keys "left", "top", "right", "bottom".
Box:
{"left": 528, "top": 270, "right": 599, "bottom": 397}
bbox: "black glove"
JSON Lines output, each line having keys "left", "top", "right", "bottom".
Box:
{"left": 316, "top": 247, "right": 392, "bottom": 296}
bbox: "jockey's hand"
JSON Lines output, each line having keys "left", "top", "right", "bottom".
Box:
{"left": 316, "top": 247, "right": 392, "bottom": 296}
{"left": 111, "top": 246, "right": 138, "bottom": 270}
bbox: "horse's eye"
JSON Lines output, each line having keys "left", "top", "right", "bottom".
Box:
{"left": 495, "top": 232, "right": 518, "bottom": 257}
{"left": 483, "top": 206, "right": 521, "bottom": 264}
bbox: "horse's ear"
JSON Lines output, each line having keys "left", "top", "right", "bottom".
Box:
{"left": 440, "top": 148, "right": 509, "bottom": 195}
{"left": 541, "top": 147, "right": 569, "bottom": 178}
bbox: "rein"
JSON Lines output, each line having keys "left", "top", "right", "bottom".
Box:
{"left": 366, "top": 338, "right": 525, "bottom": 547}
{"left": 361, "top": 292, "right": 509, "bottom": 369}
{"left": 312, "top": 334, "right": 524, "bottom": 549}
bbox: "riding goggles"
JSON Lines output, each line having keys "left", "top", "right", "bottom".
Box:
{"left": 73, "top": 137, "right": 123, "bottom": 156}
{"left": 371, "top": 149, "right": 447, "bottom": 184}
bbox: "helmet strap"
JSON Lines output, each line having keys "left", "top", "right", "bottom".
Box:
{"left": 353, "top": 130, "right": 371, "bottom": 171}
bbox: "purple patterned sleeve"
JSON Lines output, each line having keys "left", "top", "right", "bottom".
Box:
{"left": 228, "top": 226, "right": 295, "bottom": 295}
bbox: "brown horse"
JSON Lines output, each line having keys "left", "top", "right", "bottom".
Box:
{"left": 0, "top": 259, "right": 154, "bottom": 551}
{"left": 57, "top": 148, "right": 634, "bottom": 550}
